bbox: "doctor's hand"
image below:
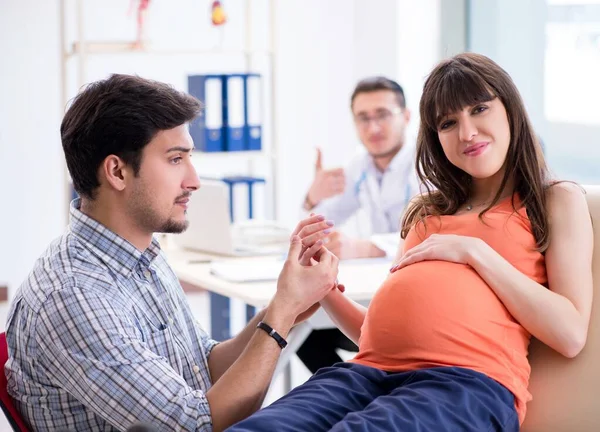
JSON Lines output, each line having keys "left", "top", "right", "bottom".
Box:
{"left": 305, "top": 148, "right": 346, "bottom": 208}
{"left": 326, "top": 231, "right": 386, "bottom": 260}
{"left": 273, "top": 235, "right": 340, "bottom": 319}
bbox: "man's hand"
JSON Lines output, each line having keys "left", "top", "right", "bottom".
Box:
{"left": 326, "top": 231, "right": 386, "bottom": 260}
{"left": 306, "top": 148, "right": 345, "bottom": 208}
{"left": 272, "top": 235, "right": 339, "bottom": 319}
{"left": 206, "top": 234, "right": 338, "bottom": 431}
{"left": 287, "top": 214, "right": 345, "bottom": 323}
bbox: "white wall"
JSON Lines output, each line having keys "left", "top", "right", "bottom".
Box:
{"left": 353, "top": 0, "right": 399, "bottom": 79}
{"left": 395, "top": 0, "right": 442, "bottom": 139}
{"left": 0, "top": 0, "right": 65, "bottom": 298}
{"left": 273, "top": 0, "right": 357, "bottom": 225}
{"left": 0, "top": 0, "right": 446, "bottom": 296}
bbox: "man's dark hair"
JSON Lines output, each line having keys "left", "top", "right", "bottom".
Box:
{"left": 350, "top": 76, "right": 406, "bottom": 109}
{"left": 61, "top": 74, "right": 201, "bottom": 199}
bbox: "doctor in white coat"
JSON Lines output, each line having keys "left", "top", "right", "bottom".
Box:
{"left": 302, "top": 76, "right": 419, "bottom": 260}
{"left": 297, "top": 76, "right": 420, "bottom": 373}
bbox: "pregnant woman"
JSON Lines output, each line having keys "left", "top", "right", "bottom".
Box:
{"left": 226, "top": 52, "right": 593, "bottom": 432}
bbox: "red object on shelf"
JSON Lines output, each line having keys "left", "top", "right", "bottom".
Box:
{"left": 128, "top": 0, "right": 151, "bottom": 49}
{"left": 211, "top": 0, "right": 227, "bottom": 26}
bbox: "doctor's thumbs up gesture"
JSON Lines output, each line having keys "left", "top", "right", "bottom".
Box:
{"left": 304, "top": 148, "right": 346, "bottom": 210}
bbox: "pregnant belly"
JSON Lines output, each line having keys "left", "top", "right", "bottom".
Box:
{"left": 357, "top": 261, "right": 520, "bottom": 363}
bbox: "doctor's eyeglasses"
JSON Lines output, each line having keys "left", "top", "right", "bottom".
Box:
{"left": 354, "top": 107, "right": 403, "bottom": 129}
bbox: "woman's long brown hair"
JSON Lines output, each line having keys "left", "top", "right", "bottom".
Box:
{"left": 401, "top": 53, "right": 551, "bottom": 251}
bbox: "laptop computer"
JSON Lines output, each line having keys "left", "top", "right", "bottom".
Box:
{"left": 174, "top": 180, "right": 290, "bottom": 256}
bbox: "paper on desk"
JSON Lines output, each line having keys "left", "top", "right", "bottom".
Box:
{"left": 210, "top": 259, "right": 284, "bottom": 283}
{"left": 209, "top": 256, "right": 392, "bottom": 283}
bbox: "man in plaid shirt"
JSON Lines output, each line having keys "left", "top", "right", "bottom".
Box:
{"left": 5, "top": 75, "right": 339, "bottom": 431}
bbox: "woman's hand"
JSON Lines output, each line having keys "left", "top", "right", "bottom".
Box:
{"left": 290, "top": 213, "right": 334, "bottom": 265}
{"left": 390, "top": 234, "right": 483, "bottom": 272}
{"left": 290, "top": 213, "right": 345, "bottom": 293}
{"left": 294, "top": 303, "right": 321, "bottom": 326}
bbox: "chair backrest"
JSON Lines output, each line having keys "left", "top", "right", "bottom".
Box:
{"left": 0, "top": 332, "right": 29, "bottom": 432}
{"left": 522, "top": 185, "right": 600, "bottom": 431}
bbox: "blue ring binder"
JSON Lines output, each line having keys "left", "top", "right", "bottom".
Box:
{"left": 200, "top": 176, "right": 266, "bottom": 341}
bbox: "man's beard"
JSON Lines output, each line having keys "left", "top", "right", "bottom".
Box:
{"left": 369, "top": 140, "right": 403, "bottom": 160}
{"left": 158, "top": 218, "right": 189, "bottom": 234}
{"left": 129, "top": 190, "right": 190, "bottom": 235}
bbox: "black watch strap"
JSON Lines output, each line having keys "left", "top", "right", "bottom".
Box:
{"left": 257, "top": 321, "right": 288, "bottom": 349}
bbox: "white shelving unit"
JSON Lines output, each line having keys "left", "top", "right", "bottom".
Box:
{"left": 58, "top": 0, "right": 280, "bottom": 221}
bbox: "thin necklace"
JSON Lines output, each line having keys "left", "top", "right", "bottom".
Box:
{"left": 466, "top": 200, "right": 493, "bottom": 211}
{"left": 465, "top": 193, "right": 512, "bottom": 211}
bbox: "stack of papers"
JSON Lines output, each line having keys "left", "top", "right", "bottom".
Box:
{"left": 209, "top": 257, "right": 392, "bottom": 283}
{"left": 210, "top": 259, "right": 284, "bottom": 283}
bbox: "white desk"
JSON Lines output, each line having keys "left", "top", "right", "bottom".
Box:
{"left": 164, "top": 244, "right": 390, "bottom": 390}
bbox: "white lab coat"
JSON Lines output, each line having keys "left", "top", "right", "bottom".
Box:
{"left": 304, "top": 142, "right": 420, "bottom": 258}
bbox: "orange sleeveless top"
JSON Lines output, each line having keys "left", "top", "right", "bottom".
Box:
{"left": 351, "top": 195, "right": 547, "bottom": 424}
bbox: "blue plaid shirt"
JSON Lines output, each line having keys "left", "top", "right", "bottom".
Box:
{"left": 5, "top": 200, "right": 219, "bottom": 431}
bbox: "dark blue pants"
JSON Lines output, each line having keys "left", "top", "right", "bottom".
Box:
{"left": 226, "top": 363, "right": 519, "bottom": 432}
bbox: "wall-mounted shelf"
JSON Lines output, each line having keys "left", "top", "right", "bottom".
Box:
{"left": 65, "top": 41, "right": 272, "bottom": 58}
{"left": 59, "top": 0, "right": 280, "bottom": 222}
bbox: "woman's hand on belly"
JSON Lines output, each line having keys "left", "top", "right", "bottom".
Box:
{"left": 390, "top": 234, "right": 483, "bottom": 273}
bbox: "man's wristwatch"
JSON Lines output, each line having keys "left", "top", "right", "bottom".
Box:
{"left": 257, "top": 321, "right": 288, "bottom": 349}
{"left": 303, "top": 194, "right": 316, "bottom": 211}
